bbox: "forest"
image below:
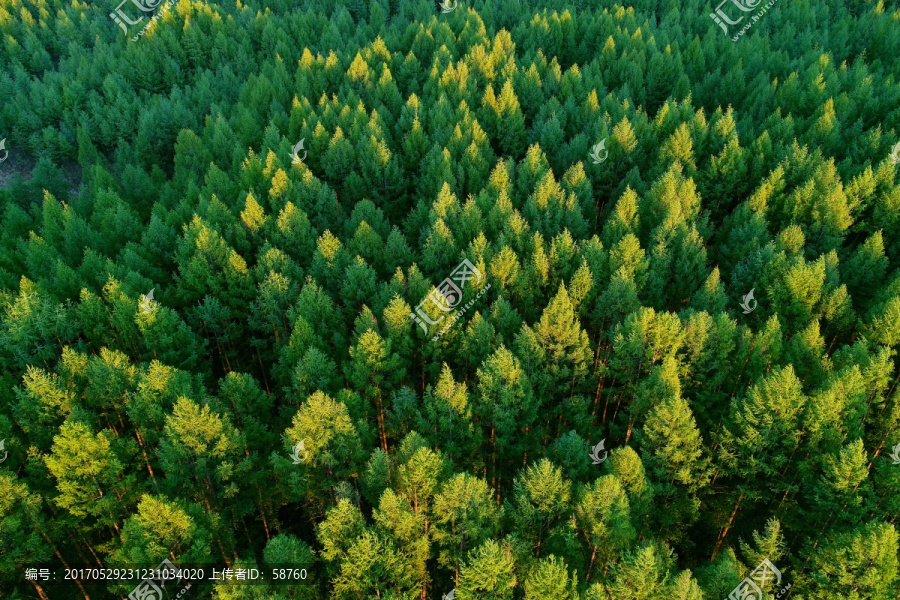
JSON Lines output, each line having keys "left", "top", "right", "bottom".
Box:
{"left": 0, "top": 0, "right": 899, "bottom": 597}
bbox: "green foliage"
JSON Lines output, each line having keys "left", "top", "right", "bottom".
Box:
{"left": 1, "top": 0, "right": 900, "bottom": 598}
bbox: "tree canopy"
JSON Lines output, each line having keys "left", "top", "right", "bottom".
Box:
{"left": 1, "top": 0, "right": 899, "bottom": 598}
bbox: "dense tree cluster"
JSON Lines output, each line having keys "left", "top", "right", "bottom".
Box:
{"left": 1, "top": 0, "right": 899, "bottom": 598}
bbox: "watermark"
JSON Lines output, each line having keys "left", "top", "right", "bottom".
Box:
{"left": 888, "top": 443, "right": 900, "bottom": 465}
{"left": 110, "top": 0, "right": 176, "bottom": 42}
{"left": 739, "top": 288, "right": 757, "bottom": 314}
{"left": 290, "top": 139, "right": 306, "bottom": 164}
{"left": 439, "top": 0, "right": 457, "bottom": 13}
{"left": 139, "top": 289, "right": 158, "bottom": 315}
{"left": 128, "top": 559, "right": 191, "bottom": 600}
{"left": 0, "top": 439, "right": 7, "bottom": 463}
{"left": 726, "top": 558, "right": 789, "bottom": 600}
{"left": 589, "top": 440, "right": 608, "bottom": 465}
{"left": 24, "top": 568, "right": 50, "bottom": 581}
{"left": 709, "top": 0, "right": 761, "bottom": 34}
{"left": 0, "top": 138, "right": 7, "bottom": 162}
{"left": 889, "top": 142, "right": 900, "bottom": 165}
{"left": 589, "top": 139, "right": 608, "bottom": 164}
{"left": 442, "top": 590, "right": 455, "bottom": 600}
{"left": 22, "top": 563, "right": 314, "bottom": 587}
{"left": 212, "top": 567, "right": 263, "bottom": 582}
{"left": 709, "top": 0, "right": 779, "bottom": 42}
{"left": 289, "top": 440, "right": 309, "bottom": 464}
{"left": 428, "top": 284, "right": 491, "bottom": 341}
{"left": 409, "top": 259, "right": 489, "bottom": 342}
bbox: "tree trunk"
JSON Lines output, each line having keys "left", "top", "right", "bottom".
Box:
{"left": 29, "top": 579, "right": 51, "bottom": 600}
{"left": 375, "top": 386, "right": 388, "bottom": 451}
{"left": 256, "top": 350, "right": 271, "bottom": 394}
{"left": 135, "top": 430, "right": 159, "bottom": 488}
{"left": 38, "top": 530, "right": 91, "bottom": 600}
{"left": 586, "top": 545, "right": 598, "bottom": 581}
{"left": 256, "top": 484, "right": 271, "bottom": 541}
{"left": 711, "top": 493, "right": 743, "bottom": 561}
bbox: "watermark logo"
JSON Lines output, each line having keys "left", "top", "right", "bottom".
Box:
{"left": 889, "top": 142, "right": 900, "bottom": 165}
{"left": 0, "top": 439, "right": 7, "bottom": 463}
{"left": 409, "top": 259, "right": 490, "bottom": 341}
{"left": 710, "top": 0, "right": 760, "bottom": 33}
{"left": 439, "top": 0, "right": 458, "bottom": 13}
{"left": 139, "top": 289, "right": 158, "bottom": 315}
{"left": 711, "top": 0, "right": 779, "bottom": 41}
{"left": 290, "top": 439, "right": 310, "bottom": 464}
{"left": 0, "top": 139, "right": 7, "bottom": 163}
{"left": 888, "top": 443, "right": 900, "bottom": 465}
{"left": 128, "top": 558, "right": 191, "bottom": 600}
{"left": 589, "top": 139, "right": 609, "bottom": 164}
{"left": 739, "top": 288, "right": 757, "bottom": 314}
{"left": 290, "top": 139, "right": 307, "bottom": 164}
{"left": 589, "top": 440, "right": 608, "bottom": 465}
{"left": 109, "top": 0, "right": 144, "bottom": 35}
{"left": 726, "top": 558, "right": 789, "bottom": 600}
{"left": 442, "top": 590, "right": 455, "bottom": 600}
{"left": 110, "top": 0, "right": 174, "bottom": 40}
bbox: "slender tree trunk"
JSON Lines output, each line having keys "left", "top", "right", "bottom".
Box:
{"left": 375, "top": 387, "right": 388, "bottom": 451}
{"left": 593, "top": 373, "right": 605, "bottom": 417}
{"left": 490, "top": 423, "right": 496, "bottom": 491}
{"left": 29, "top": 579, "right": 51, "bottom": 600}
{"left": 39, "top": 531, "right": 91, "bottom": 600}
{"left": 76, "top": 532, "right": 105, "bottom": 569}
{"left": 256, "top": 484, "right": 271, "bottom": 541}
{"left": 775, "top": 486, "right": 792, "bottom": 513}
{"left": 72, "top": 537, "right": 95, "bottom": 568}
{"left": 421, "top": 354, "right": 426, "bottom": 396}
{"left": 712, "top": 493, "right": 743, "bottom": 561}
{"left": 134, "top": 430, "right": 159, "bottom": 488}
{"left": 624, "top": 418, "right": 634, "bottom": 444}
{"left": 586, "top": 546, "right": 598, "bottom": 581}
{"left": 256, "top": 350, "right": 271, "bottom": 394}
{"left": 215, "top": 535, "right": 231, "bottom": 567}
